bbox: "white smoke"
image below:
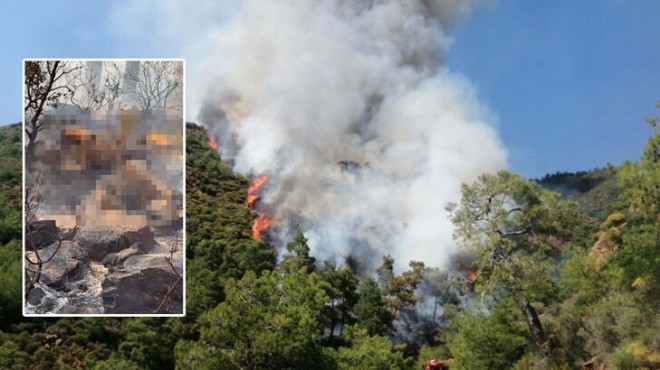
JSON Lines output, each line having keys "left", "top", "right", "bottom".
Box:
{"left": 113, "top": 0, "right": 506, "bottom": 270}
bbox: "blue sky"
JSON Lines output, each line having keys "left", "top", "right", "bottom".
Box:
{"left": 446, "top": 1, "right": 660, "bottom": 178}
{"left": 2, "top": 1, "right": 658, "bottom": 178}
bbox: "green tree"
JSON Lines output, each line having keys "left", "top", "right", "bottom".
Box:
{"left": 616, "top": 125, "right": 659, "bottom": 295}
{"left": 91, "top": 354, "right": 142, "bottom": 370}
{"left": 280, "top": 229, "right": 316, "bottom": 274}
{"left": 319, "top": 261, "right": 358, "bottom": 340}
{"left": 0, "top": 240, "right": 21, "bottom": 326}
{"left": 448, "top": 298, "right": 530, "bottom": 369}
{"left": 447, "top": 171, "right": 581, "bottom": 354}
{"left": 331, "top": 325, "right": 407, "bottom": 370}
{"left": 376, "top": 255, "right": 425, "bottom": 320}
{"left": 354, "top": 277, "right": 392, "bottom": 336}
{"left": 198, "top": 268, "right": 328, "bottom": 369}
{"left": 618, "top": 130, "right": 660, "bottom": 224}
{"left": 174, "top": 340, "right": 235, "bottom": 370}
{"left": 118, "top": 318, "right": 178, "bottom": 369}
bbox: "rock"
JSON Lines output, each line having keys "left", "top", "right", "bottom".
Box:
{"left": 25, "top": 220, "right": 58, "bottom": 250}
{"left": 30, "top": 240, "right": 87, "bottom": 288}
{"left": 123, "top": 250, "right": 183, "bottom": 273}
{"left": 102, "top": 249, "right": 183, "bottom": 314}
{"left": 58, "top": 305, "right": 103, "bottom": 315}
{"left": 27, "top": 286, "right": 46, "bottom": 305}
{"left": 102, "top": 266, "right": 182, "bottom": 314}
{"left": 75, "top": 225, "right": 155, "bottom": 261}
{"left": 27, "top": 224, "right": 182, "bottom": 315}
{"left": 101, "top": 242, "right": 143, "bottom": 266}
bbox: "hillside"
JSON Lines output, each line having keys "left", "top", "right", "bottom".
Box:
{"left": 0, "top": 123, "right": 657, "bottom": 369}
{"left": 0, "top": 123, "right": 275, "bottom": 368}
{"left": 535, "top": 166, "right": 622, "bottom": 221}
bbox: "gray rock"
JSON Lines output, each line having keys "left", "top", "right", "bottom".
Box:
{"left": 102, "top": 267, "right": 182, "bottom": 314}
{"left": 101, "top": 242, "right": 143, "bottom": 266}
{"left": 25, "top": 220, "right": 58, "bottom": 251}
{"left": 27, "top": 286, "right": 46, "bottom": 305}
{"left": 75, "top": 225, "right": 154, "bottom": 261}
{"left": 27, "top": 224, "right": 182, "bottom": 315}
{"left": 123, "top": 250, "right": 183, "bottom": 273}
{"left": 31, "top": 240, "right": 87, "bottom": 287}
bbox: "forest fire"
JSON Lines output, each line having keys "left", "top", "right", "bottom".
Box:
{"left": 247, "top": 175, "right": 268, "bottom": 208}
{"left": 252, "top": 213, "right": 272, "bottom": 241}
{"left": 467, "top": 269, "right": 477, "bottom": 285}
{"left": 248, "top": 176, "right": 272, "bottom": 240}
{"left": 208, "top": 137, "right": 217, "bottom": 150}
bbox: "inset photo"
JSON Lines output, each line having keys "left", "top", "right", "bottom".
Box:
{"left": 23, "top": 59, "right": 185, "bottom": 316}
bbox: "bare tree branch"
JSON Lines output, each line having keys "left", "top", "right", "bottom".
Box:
{"left": 25, "top": 61, "right": 81, "bottom": 144}
{"left": 153, "top": 231, "right": 182, "bottom": 313}
{"left": 123, "top": 61, "right": 182, "bottom": 111}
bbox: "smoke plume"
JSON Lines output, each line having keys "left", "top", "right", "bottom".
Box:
{"left": 115, "top": 0, "right": 507, "bottom": 269}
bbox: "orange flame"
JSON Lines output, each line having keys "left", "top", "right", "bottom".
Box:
{"left": 252, "top": 213, "right": 272, "bottom": 241}
{"left": 247, "top": 175, "right": 269, "bottom": 208}
{"left": 208, "top": 137, "right": 218, "bottom": 150}
{"left": 467, "top": 269, "right": 477, "bottom": 284}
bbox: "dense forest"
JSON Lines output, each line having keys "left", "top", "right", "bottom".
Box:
{"left": 0, "top": 118, "right": 658, "bottom": 369}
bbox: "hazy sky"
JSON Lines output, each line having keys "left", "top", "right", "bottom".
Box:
{"left": 2, "top": 1, "right": 658, "bottom": 178}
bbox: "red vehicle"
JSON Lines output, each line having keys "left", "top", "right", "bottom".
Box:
{"left": 424, "top": 358, "right": 450, "bottom": 370}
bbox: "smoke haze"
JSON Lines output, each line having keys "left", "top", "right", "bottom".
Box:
{"left": 114, "top": 0, "right": 506, "bottom": 269}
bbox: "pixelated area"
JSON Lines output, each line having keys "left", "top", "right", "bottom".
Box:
{"left": 24, "top": 60, "right": 184, "bottom": 315}
{"left": 37, "top": 109, "right": 183, "bottom": 228}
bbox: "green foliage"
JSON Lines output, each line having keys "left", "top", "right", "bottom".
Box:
{"left": 377, "top": 255, "right": 425, "bottom": 318}
{"left": 414, "top": 345, "right": 451, "bottom": 370}
{"left": 548, "top": 126, "right": 660, "bottom": 368}
{"left": 0, "top": 124, "right": 21, "bottom": 247}
{"left": 607, "top": 223, "right": 660, "bottom": 300}
{"left": 354, "top": 277, "right": 392, "bottom": 336}
{"left": 280, "top": 229, "right": 317, "bottom": 274}
{"left": 0, "top": 196, "right": 21, "bottom": 246}
{"left": 0, "top": 336, "right": 29, "bottom": 369}
{"left": 618, "top": 131, "right": 660, "bottom": 222}
{"left": 0, "top": 240, "right": 22, "bottom": 326}
{"left": 318, "top": 261, "right": 359, "bottom": 340}
{"left": 0, "top": 117, "right": 658, "bottom": 369}
{"left": 198, "top": 269, "right": 328, "bottom": 369}
{"left": 447, "top": 171, "right": 582, "bottom": 354}
{"left": 559, "top": 247, "right": 609, "bottom": 304}
{"left": 119, "top": 318, "right": 178, "bottom": 369}
{"left": 174, "top": 339, "right": 235, "bottom": 370}
{"left": 331, "top": 325, "right": 408, "bottom": 370}
{"left": 185, "top": 123, "right": 275, "bottom": 318}
{"left": 536, "top": 167, "right": 622, "bottom": 221}
{"left": 0, "top": 123, "right": 21, "bottom": 191}
{"left": 448, "top": 298, "right": 530, "bottom": 369}
{"left": 91, "top": 354, "right": 142, "bottom": 370}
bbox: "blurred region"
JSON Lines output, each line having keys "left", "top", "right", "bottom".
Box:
{"left": 24, "top": 60, "right": 184, "bottom": 315}
{"left": 37, "top": 108, "right": 183, "bottom": 229}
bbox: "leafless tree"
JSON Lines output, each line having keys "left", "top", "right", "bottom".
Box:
{"left": 66, "top": 61, "right": 124, "bottom": 113}
{"left": 154, "top": 231, "right": 182, "bottom": 313}
{"left": 123, "top": 61, "right": 182, "bottom": 111}
{"left": 24, "top": 61, "right": 81, "bottom": 145}
{"left": 24, "top": 176, "right": 78, "bottom": 299}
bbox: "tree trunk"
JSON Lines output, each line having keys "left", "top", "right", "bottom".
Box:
{"left": 514, "top": 291, "right": 549, "bottom": 355}
{"left": 329, "top": 300, "right": 335, "bottom": 339}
